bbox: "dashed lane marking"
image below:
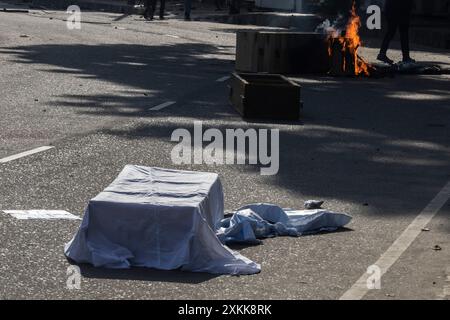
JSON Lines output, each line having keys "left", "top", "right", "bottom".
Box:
{"left": 0, "top": 146, "right": 54, "bottom": 164}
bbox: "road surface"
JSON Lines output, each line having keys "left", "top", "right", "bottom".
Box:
{"left": 0, "top": 5, "right": 449, "bottom": 299}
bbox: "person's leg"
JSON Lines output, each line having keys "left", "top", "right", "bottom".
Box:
{"left": 399, "top": 23, "right": 410, "bottom": 62}
{"left": 229, "top": 0, "right": 238, "bottom": 14}
{"left": 184, "top": 0, "right": 192, "bottom": 20}
{"left": 399, "top": 14, "right": 414, "bottom": 62}
{"left": 143, "top": 0, "right": 151, "bottom": 18}
{"left": 149, "top": 0, "right": 156, "bottom": 19}
{"left": 378, "top": 12, "right": 399, "bottom": 64}
{"left": 159, "top": 0, "right": 165, "bottom": 19}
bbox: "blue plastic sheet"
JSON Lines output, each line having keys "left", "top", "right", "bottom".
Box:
{"left": 216, "top": 203, "right": 352, "bottom": 244}
{"left": 65, "top": 166, "right": 260, "bottom": 275}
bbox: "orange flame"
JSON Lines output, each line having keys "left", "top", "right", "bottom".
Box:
{"left": 329, "top": 1, "right": 371, "bottom": 76}
{"left": 346, "top": 2, "right": 370, "bottom": 76}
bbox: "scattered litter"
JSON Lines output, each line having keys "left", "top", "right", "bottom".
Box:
{"left": 374, "top": 62, "right": 450, "bottom": 76}
{"left": 433, "top": 245, "right": 442, "bottom": 251}
{"left": 3, "top": 210, "right": 81, "bottom": 220}
{"left": 421, "top": 228, "right": 430, "bottom": 232}
{"left": 396, "top": 62, "right": 450, "bottom": 75}
{"left": 217, "top": 203, "right": 352, "bottom": 244}
{"left": 385, "top": 293, "right": 395, "bottom": 297}
{"left": 304, "top": 200, "right": 324, "bottom": 210}
{"left": 19, "top": 34, "right": 29, "bottom": 38}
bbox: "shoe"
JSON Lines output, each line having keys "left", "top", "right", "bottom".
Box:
{"left": 143, "top": 14, "right": 153, "bottom": 21}
{"left": 184, "top": 16, "right": 191, "bottom": 21}
{"left": 377, "top": 53, "right": 394, "bottom": 65}
{"left": 159, "top": 16, "right": 165, "bottom": 20}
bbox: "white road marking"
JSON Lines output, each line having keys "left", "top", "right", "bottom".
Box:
{"left": 216, "top": 75, "right": 230, "bottom": 82}
{"left": 0, "top": 146, "right": 54, "bottom": 164}
{"left": 2, "top": 210, "right": 81, "bottom": 220}
{"left": 148, "top": 101, "right": 176, "bottom": 111}
{"left": 340, "top": 180, "right": 450, "bottom": 300}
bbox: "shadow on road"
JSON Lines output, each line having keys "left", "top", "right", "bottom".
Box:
{"left": 1, "top": 41, "right": 449, "bottom": 217}
{"left": 76, "top": 263, "right": 219, "bottom": 283}
{"left": 0, "top": 42, "right": 234, "bottom": 117}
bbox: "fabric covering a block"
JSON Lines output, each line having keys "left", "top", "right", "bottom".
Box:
{"left": 64, "top": 165, "right": 261, "bottom": 275}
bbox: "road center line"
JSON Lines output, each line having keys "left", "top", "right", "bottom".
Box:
{"left": 0, "top": 146, "right": 54, "bottom": 164}
{"left": 340, "top": 180, "right": 450, "bottom": 300}
{"left": 216, "top": 75, "right": 230, "bottom": 82}
{"left": 148, "top": 101, "right": 176, "bottom": 111}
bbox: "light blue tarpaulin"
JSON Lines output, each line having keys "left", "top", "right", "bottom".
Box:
{"left": 216, "top": 203, "right": 352, "bottom": 244}
{"left": 65, "top": 166, "right": 260, "bottom": 275}
{"left": 65, "top": 166, "right": 352, "bottom": 275}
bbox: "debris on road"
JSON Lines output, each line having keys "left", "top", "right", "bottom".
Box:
{"left": 373, "top": 62, "right": 450, "bottom": 77}
{"left": 433, "top": 245, "right": 442, "bottom": 251}
{"left": 421, "top": 228, "right": 430, "bottom": 232}
{"left": 217, "top": 204, "right": 351, "bottom": 244}
{"left": 65, "top": 166, "right": 352, "bottom": 275}
{"left": 396, "top": 61, "right": 450, "bottom": 75}
{"left": 229, "top": 72, "right": 301, "bottom": 120}
{"left": 2, "top": 210, "right": 81, "bottom": 220}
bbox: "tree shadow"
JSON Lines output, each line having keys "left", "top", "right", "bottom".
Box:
{"left": 2, "top": 41, "right": 449, "bottom": 218}
{"left": 74, "top": 262, "right": 220, "bottom": 284}
{"left": 0, "top": 42, "right": 234, "bottom": 117}
{"left": 97, "top": 73, "right": 450, "bottom": 216}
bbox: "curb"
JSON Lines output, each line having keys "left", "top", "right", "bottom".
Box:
{"left": 31, "top": 0, "right": 134, "bottom": 13}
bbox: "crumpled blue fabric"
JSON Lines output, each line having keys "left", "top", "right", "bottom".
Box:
{"left": 216, "top": 203, "right": 352, "bottom": 244}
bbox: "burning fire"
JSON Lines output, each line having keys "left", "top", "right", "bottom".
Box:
{"left": 327, "top": 1, "right": 371, "bottom": 76}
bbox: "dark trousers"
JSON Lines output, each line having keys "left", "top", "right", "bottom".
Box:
{"left": 144, "top": 0, "right": 165, "bottom": 19}
{"left": 184, "top": 0, "right": 192, "bottom": 18}
{"left": 215, "top": 0, "right": 224, "bottom": 9}
{"left": 380, "top": 1, "right": 412, "bottom": 60}
{"left": 229, "top": 0, "right": 241, "bottom": 14}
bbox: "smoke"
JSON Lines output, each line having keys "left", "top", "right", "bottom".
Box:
{"left": 315, "top": 15, "right": 347, "bottom": 38}
{"left": 315, "top": 0, "right": 358, "bottom": 38}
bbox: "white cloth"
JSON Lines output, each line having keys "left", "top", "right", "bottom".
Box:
{"left": 64, "top": 165, "right": 260, "bottom": 275}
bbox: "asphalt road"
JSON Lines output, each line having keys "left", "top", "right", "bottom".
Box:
{"left": 0, "top": 6, "right": 449, "bottom": 300}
